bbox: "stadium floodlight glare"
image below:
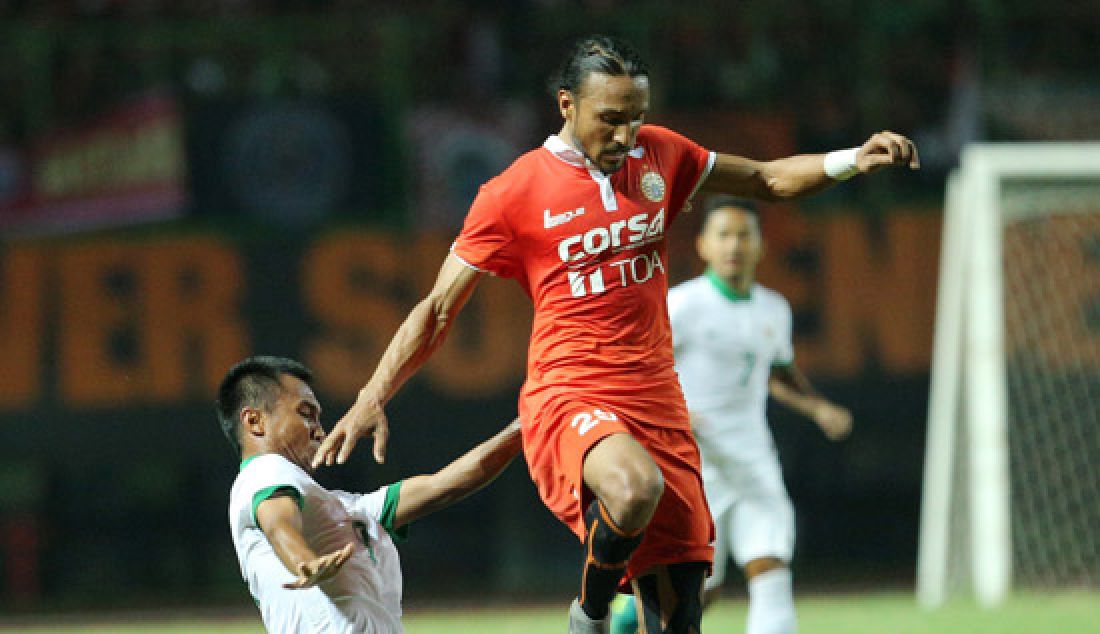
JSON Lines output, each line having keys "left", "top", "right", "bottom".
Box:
{"left": 918, "top": 143, "right": 1100, "bottom": 608}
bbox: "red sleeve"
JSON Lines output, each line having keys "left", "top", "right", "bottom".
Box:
{"left": 641, "top": 125, "right": 715, "bottom": 221}
{"left": 451, "top": 184, "right": 517, "bottom": 278}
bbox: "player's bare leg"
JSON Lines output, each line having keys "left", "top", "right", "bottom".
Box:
{"left": 632, "top": 563, "right": 707, "bottom": 634}
{"left": 584, "top": 433, "right": 664, "bottom": 532}
{"left": 569, "top": 433, "right": 664, "bottom": 633}
{"left": 743, "top": 556, "right": 795, "bottom": 634}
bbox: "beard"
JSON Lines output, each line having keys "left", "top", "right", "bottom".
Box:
{"left": 595, "top": 147, "right": 629, "bottom": 173}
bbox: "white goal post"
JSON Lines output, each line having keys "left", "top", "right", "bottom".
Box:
{"left": 917, "top": 143, "right": 1100, "bottom": 608}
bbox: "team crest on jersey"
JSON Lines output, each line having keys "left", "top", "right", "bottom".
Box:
{"left": 640, "top": 169, "right": 666, "bottom": 202}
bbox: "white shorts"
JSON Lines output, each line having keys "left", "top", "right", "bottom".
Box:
{"left": 695, "top": 432, "right": 795, "bottom": 590}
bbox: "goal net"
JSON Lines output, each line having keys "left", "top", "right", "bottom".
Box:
{"left": 917, "top": 144, "right": 1100, "bottom": 607}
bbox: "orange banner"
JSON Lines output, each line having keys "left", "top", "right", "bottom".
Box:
{"left": 0, "top": 209, "right": 959, "bottom": 411}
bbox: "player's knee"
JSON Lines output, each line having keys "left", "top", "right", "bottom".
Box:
{"left": 627, "top": 464, "right": 664, "bottom": 508}
{"left": 585, "top": 435, "right": 665, "bottom": 530}
{"left": 602, "top": 465, "right": 663, "bottom": 531}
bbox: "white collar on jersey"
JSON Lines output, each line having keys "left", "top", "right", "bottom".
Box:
{"left": 542, "top": 135, "right": 645, "bottom": 212}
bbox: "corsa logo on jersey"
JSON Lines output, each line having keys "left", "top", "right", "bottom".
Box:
{"left": 560, "top": 209, "right": 668, "bottom": 298}
{"left": 556, "top": 209, "right": 666, "bottom": 263}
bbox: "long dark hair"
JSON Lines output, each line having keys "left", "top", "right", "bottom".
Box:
{"left": 549, "top": 35, "right": 649, "bottom": 97}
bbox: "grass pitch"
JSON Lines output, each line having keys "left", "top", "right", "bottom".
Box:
{"left": 5, "top": 592, "right": 1096, "bottom": 633}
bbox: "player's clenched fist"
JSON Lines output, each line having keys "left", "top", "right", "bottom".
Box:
{"left": 313, "top": 390, "right": 389, "bottom": 468}
{"left": 857, "top": 131, "right": 920, "bottom": 174}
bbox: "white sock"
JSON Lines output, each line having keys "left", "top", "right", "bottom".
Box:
{"left": 746, "top": 567, "right": 797, "bottom": 634}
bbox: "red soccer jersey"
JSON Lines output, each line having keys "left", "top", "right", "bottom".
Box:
{"left": 452, "top": 124, "right": 715, "bottom": 429}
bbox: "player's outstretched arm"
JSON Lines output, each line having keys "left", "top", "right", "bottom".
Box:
{"left": 390, "top": 418, "right": 523, "bottom": 528}
{"left": 254, "top": 492, "right": 356, "bottom": 589}
{"left": 282, "top": 543, "right": 356, "bottom": 590}
{"left": 700, "top": 131, "right": 919, "bottom": 201}
{"left": 313, "top": 254, "right": 484, "bottom": 468}
{"left": 769, "top": 364, "right": 853, "bottom": 441}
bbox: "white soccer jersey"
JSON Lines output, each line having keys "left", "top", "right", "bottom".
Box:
{"left": 668, "top": 272, "right": 794, "bottom": 455}
{"left": 229, "top": 453, "right": 407, "bottom": 634}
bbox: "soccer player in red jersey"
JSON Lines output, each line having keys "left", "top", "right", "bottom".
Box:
{"left": 313, "top": 35, "right": 918, "bottom": 633}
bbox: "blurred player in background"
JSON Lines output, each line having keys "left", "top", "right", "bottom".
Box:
{"left": 313, "top": 35, "right": 916, "bottom": 634}
{"left": 611, "top": 199, "right": 852, "bottom": 634}
{"left": 217, "top": 356, "right": 522, "bottom": 633}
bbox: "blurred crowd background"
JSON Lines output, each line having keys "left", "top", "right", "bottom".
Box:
{"left": 0, "top": 0, "right": 1096, "bottom": 614}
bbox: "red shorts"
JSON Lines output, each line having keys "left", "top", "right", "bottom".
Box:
{"left": 520, "top": 396, "right": 714, "bottom": 584}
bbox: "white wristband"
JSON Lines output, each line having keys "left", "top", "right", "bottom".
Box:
{"left": 823, "top": 147, "right": 860, "bottom": 180}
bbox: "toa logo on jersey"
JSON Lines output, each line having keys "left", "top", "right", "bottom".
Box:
{"left": 558, "top": 209, "right": 668, "bottom": 298}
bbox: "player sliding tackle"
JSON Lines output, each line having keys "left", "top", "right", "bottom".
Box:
{"left": 313, "top": 35, "right": 917, "bottom": 634}
{"left": 218, "top": 356, "right": 522, "bottom": 633}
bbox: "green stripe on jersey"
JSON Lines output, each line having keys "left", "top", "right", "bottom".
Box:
{"left": 251, "top": 485, "right": 304, "bottom": 526}
{"left": 379, "top": 481, "right": 409, "bottom": 542}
